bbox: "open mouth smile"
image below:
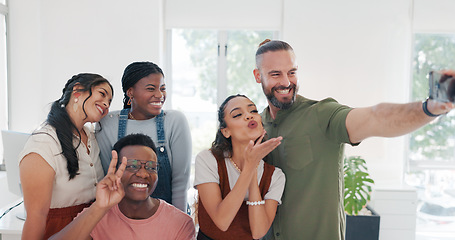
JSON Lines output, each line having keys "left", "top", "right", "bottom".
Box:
{"left": 96, "top": 104, "right": 106, "bottom": 115}
{"left": 131, "top": 183, "right": 148, "bottom": 188}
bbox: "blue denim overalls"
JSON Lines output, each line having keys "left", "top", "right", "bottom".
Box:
{"left": 118, "top": 109, "right": 172, "bottom": 204}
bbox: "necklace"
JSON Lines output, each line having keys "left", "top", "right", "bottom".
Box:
{"left": 229, "top": 158, "right": 242, "bottom": 173}
{"left": 128, "top": 112, "right": 136, "bottom": 120}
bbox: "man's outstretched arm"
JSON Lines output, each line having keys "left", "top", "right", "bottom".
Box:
{"left": 346, "top": 70, "right": 455, "bottom": 143}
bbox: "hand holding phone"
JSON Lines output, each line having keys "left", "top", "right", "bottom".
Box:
{"left": 429, "top": 70, "right": 455, "bottom": 103}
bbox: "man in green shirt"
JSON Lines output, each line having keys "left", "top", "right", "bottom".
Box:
{"left": 253, "top": 39, "right": 455, "bottom": 240}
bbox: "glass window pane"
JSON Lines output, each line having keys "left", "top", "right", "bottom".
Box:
{"left": 171, "top": 29, "right": 218, "bottom": 157}
{"left": 409, "top": 34, "right": 455, "bottom": 163}
{"left": 171, "top": 29, "right": 277, "bottom": 210}
{"left": 406, "top": 33, "right": 455, "bottom": 238}
{"left": 0, "top": 14, "right": 8, "bottom": 163}
{"left": 226, "top": 30, "right": 274, "bottom": 111}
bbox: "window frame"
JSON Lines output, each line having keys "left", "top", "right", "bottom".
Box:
{"left": 164, "top": 29, "right": 279, "bottom": 110}
{"left": 0, "top": 2, "right": 9, "bottom": 166}
{"left": 406, "top": 32, "right": 455, "bottom": 172}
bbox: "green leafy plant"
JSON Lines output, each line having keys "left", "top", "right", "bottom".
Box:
{"left": 344, "top": 156, "right": 375, "bottom": 216}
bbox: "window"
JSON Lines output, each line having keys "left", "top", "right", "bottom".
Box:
{"left": 167, "top": 29, "right": 276, "bottom": 206}
{"left": 405, "top": 33, "right": 455, "bottom": 237}
{"left": 0, "top": 3, "right": 8, "bottom": 165}
{"left": 168, "top": 29, "right": 276, "bottom": 157}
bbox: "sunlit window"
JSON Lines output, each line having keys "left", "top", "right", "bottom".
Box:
{"left": 405, "top": 33, "right": 455, "bottom": 238}
{"left": 169, "top": 29, "right": 275, "bottom": 157}
{"left": 0, "top": 5, "right": 9, "bottom": 165}
{"left": 168, "top": 29, "right": 276, "bottom": 207}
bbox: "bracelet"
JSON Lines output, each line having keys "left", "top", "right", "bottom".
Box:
{"left": 422, "top": 98, "right": 441, "bottom": 117}
{"left": 246, "top": 200, "right": 265, "bottom": 206}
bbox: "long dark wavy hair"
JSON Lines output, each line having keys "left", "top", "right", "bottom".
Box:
{"left": 121, "top": 61, "right": 164, "bottom": 109}
{"left": 210, "top": 94, "right": 250, "bottom": 159}
{"left": 46, "top": 73, "right": 113, "bottom": 180}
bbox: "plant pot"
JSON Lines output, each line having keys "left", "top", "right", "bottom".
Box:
{"left": 345, "top": 206, "right": 380, "bottom": 240}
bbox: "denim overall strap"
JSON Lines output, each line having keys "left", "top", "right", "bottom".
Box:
{"left": 118, "top": 109, "right": 129, "bottom": 140}
{"left": 152, "top": 111, "right": 173, "bottom": 204}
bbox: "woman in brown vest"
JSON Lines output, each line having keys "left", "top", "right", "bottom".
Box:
{"left": 194, "top": 94, "right": 286, "bottom": 240}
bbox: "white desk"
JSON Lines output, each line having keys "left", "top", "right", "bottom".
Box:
{"left": 0, "top": 199, "right": 24, "bottom": 240}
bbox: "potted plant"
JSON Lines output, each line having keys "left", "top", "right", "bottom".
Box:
{"left": 344, "top": 156, "right": 380, "bottom": 240}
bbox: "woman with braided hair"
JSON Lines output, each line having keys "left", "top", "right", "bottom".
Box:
{"left": 194, "top": 95, "right": 285, "bottom": 240}
{"left": 96, "top": 61, "right": 192, "bottom": 213}
{"left": 19, "top": 73, "right": 113, "bottom": 239}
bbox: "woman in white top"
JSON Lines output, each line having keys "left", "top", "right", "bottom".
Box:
{"left": 19, "top": 73, "right": 113, "bottom": 240}
{"left": 194, "top": 94, "right": 285, "bottom": 240}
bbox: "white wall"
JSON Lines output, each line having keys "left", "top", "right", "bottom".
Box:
{"left": 8, "top": 0, "right": 164, "bottom": 132}
{"left": 413, "top": 0, "right": 455, "bottom": 33}
{"left": 8, "top": 0, "right": 442, "bottom": 187}
{"left": 8, "top": 0, "right": 43, "bottom": 133}
{"left": 164, "top": 0, "right": 282, "bottom": 30}
{"left": 282, "top": 0, "right": 413, "bottom": 185}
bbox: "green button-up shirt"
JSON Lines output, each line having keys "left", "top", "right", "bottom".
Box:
{"left": 261, "top": 95, "right": 354, "bottom": 240}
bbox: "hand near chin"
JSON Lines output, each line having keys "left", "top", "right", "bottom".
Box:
{"left": 94, "top": 150, "right": 127, "bottom": 210}
{"left": 243, "top": 130, "right": 282, "bottom": 171}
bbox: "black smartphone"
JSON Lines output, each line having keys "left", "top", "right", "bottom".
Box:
{"left": 429, "top": 71, "right": 455, "bottom": 103}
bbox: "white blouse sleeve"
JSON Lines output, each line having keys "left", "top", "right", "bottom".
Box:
{"left": 19, "top": 126, "right": 60, "bottom": 171}
{"left": 193, "top": 149, "right": 220, "bottom": 188}
{"left": 264, "top": 166, "right": 286, "bottom": 205}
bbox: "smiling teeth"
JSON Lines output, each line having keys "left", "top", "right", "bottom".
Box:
{"left": 277, "top": 89, "right": 290, "bottom": 94}
{"left": 96, "top": 105, "right": 104, "bottom": 114}
{"left": 150, "top": 102, "right": 162, "bottom": 106}
{"left": 132, "top": 183, "right": 147, "bottom": 188}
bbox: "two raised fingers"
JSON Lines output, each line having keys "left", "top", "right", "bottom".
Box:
{"left": 106, "top": 150, "right": 127, "bottom": 190}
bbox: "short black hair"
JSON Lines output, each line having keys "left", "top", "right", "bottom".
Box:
{"left": 113, "top": 133, "right": 157, "bottom": 167}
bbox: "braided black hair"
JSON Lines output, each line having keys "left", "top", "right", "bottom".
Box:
{"left": 210, "top": 94, "right": 249, "bottom": 159}
{"left": 121, "top": 62, "right": 164, "bottom": 109}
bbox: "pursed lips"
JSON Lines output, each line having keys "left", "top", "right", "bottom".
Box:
{"left": 248, "top": 120, "right": 258, "bottom": 129}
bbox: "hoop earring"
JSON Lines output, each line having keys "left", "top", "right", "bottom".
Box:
{"left": 127, "top": 97, "right": 133, "bottom": 106}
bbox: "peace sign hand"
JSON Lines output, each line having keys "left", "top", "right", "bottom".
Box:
{"left": 94, "top": 150, "right": 127, "bottom": 210}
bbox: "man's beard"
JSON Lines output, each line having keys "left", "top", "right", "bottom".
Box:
{"left": 263, "top": 83, "right": 297, "bottom": 110}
